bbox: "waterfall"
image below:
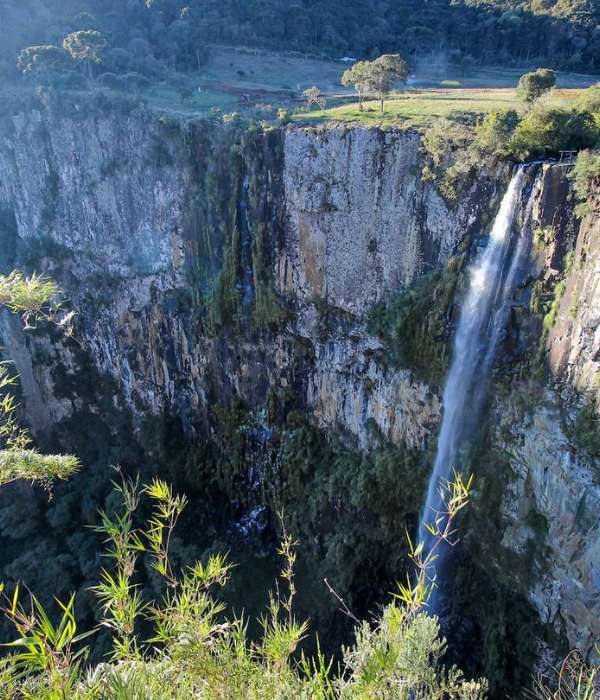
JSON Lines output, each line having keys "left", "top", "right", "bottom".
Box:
{"left": 417, "top": 166, "right": 538, "bottom": 612}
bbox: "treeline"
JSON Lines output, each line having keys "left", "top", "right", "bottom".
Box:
{"left": 2, "top": 0, "right": 599, "bottom": 84}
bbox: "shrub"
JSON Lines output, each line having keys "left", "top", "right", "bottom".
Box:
{"left": 509, "top": 106, "right": 598, "bottom": 160}
{"left": 368, "top": 259, "right": 462, "bottom": 384}
{"left": 476, "top": 109, "right": 520, "bottom": 157}
{"left": 516, "top": 68, "right": 556, "bottom": 104}
{"left": 52, "top": 71, "right": 87, "bottom": 90}
{"left": 98, "top": 72, "right": 126, "bottom": 90}
{"left": 575, "top": 82, "right": 600, "bottom": 115}
{"left": 0, "top": 474, "right": 486, "bottom": 698}
{"left": 124, "top": 72, "right": 151, "bottom": 92}
{"left": 421, "top": 120, "right": 482, "bottom": 205}
{"left": 569, "top": 149, "right": 600, "bottom": 216}
{"left": 277, "top": 108, "right": 293, "bottom": 125}
{"left": 0, "top": 271, "right": 79, "bottom": 486}
{"left": 222, "top": 111, "right": 241, "bottom": 125}
{"left": 567, "top": 397, "right": 600, "bottom": 461}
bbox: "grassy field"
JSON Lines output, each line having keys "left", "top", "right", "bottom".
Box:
{"left": 296, "top": 88, "right": 586, "bottom": 129}
{"left": 201, "top": 45, "right": 344, "bottom": 93}
{"left": 1, "top": 44, "right": 594, "bottom": 123}
{"left": 142, "top": 46, "right": 596, "bottom": 117}
{"left": 143, "top": 85, "right": 240, "bottom": 113}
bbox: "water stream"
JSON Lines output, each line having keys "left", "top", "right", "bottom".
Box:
{"left": 417, "top": 165, "right": 538, "bottom": 613}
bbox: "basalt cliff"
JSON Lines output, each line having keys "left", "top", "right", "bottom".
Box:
{"left": 0, "top": 102, "right": 598, "bottom": 694}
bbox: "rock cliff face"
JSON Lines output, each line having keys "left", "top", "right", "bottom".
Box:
{"left": 489, "top": 173, "right": 600, "bottom": 656}
{"left": 0, "top": 111, "right": 501, "bottom": 449}
{"left": 0, "top": 103, "right": 598, "bottom": 684}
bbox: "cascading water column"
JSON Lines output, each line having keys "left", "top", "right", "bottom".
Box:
{"left": 417, "top": 166, "right": 537, "bottom": 613}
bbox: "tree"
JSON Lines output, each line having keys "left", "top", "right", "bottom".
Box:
{"left": 510, "top": 106, "right": 597, "bottom": 160}
{"left": 476, "top": 109, "right": 520, "bottom": 156}
{"left": 371, "top": 53, "right": 409, "bottom": 113}
{"left": 516, "top": 68, "right": 556, "bottom": 104}
{"left": 17, "top": 45, "right": 72, "bottom": 75}
{"left": 303, "top": 86, "right": 326, "bottom": 110}
{"left": 341, "top": 54, "right": 408, "bottom": 113}
{"left": 341, "top": 60, "right": 374, "bottom": 111}
{"left": 63, "top": 30, "right": 107, "bottom": 80}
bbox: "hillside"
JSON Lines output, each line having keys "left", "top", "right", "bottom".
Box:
{"left": 2, "top": 0, "right": 599, "bottom": 85}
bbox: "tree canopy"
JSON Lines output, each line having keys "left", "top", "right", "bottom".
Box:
{"left": 63, "top": 30, "right": 107, "bottom": 65}
{"left": 342, "top": 54, "right": 409, "bottom": 112}
{"left": 16, "top": 45, "right": 72, "bottom": 75}
{"left": 2, "top": 0, "right": 600, "bottom": 85}
{"left": 516, "top": 68, "right": 557, "bottom": 104}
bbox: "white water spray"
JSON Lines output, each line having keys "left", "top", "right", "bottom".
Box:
{"left": 417, "top": 166, "right": 537, "bottom": 611}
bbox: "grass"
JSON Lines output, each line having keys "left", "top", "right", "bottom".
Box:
{"left": 0, "top": 44, "right": 594, "bottom": 121}
{"left": 143, "top": 85, "right": 239, "bottom": 113}
{"left": 296, "top": 87, "right": 585, "bottom": 129}
{"left": 201, "top": 45, "right": 345, "bottom": 93}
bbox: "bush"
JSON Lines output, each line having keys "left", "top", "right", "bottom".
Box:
{"left": 98, "top": 72, "right": 126, "bottom": 90}
{"left": 277, "top": 108, "right": 293, "bottom": 125}
{"left": 568, "top": 398, "right": 600, "bottom": 460}
{"left": 421, "top": 120, "right": 482, "bottom": 205}
{"left": 0, "top": 475, "right": 487, "bottom": 698}
{"left": 516, "top": 68, "right": 556, "bottom": 104}
{"left": 509, "top": 106, "right": 598, "bottom": 160}
{"left": 222, "top": 111, "right": 241, "bottom": 125}
{"left": 476, "top": 109, "right": 519, "bottom": 157}
{"left": 570, "top": 149, "right": 600, "bottom": 215}
{"left": 576, "top": 82, "right": 600, "bottom": 115}
{"left": 368, "top": 259, "right": 462, "bottom": 384}
{"left": 124, "top": 72, "right": 151, "bottom": 92}
{"left": 49, "top": 71, "right": 87, "bottom": 91}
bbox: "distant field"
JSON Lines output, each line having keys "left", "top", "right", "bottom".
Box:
{"left": 202, "top": 45, "right": 344, "bottom": 93}
{"left": 296, "top": 88, "right": 586, "bottom": 129}
{"left": 0, "top": 44, "right": 595, "bottom": 121}
{"left": 144, "top": 85, "right": 240, "bottom": 113}
{"left": 141, "top": 46, "right": 598, "bottom": 116}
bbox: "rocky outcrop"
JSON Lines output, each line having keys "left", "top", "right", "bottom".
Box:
{"left": 482, "top": 165, "right": 600, "bottom": 659}
{"left": 546, "top": 183, "right": 600, "bottom": 396}
{"left": 280, "top": 127, "right": 488, "bottom": 314}
{"left": 495, "top": 392, "right": 600, "bottom": 655}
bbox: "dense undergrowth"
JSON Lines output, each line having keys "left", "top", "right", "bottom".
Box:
{"left": 420, "top": 82, "right": 600, "bottom": 207}
{"left": 0, "top": 273, "right": 483, "bottom": 700}
{"left": 368, "top": 257, "right": 464, "bottom": 386}
{"left": 0, "top": 470, "right": 490, "bottom": 699}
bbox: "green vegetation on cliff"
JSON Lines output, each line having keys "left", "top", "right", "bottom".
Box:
{"left": 0, "top": 272, "right": 78, "bottom": 486}
{"left": 368, "top": 258, "right": 464, "bottom": 385}
{"left": 570, "top": 148, "right": 600, "bottom": 215}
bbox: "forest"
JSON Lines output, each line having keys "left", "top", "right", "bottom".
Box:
{"left": 2, "top": 0, "right": 600, "bottom": 84}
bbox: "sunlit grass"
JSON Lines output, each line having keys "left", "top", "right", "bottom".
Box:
{"left": 296, "top": 88, "right": 585, "bottom": 129}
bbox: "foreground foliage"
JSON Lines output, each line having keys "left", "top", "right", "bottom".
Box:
{"left": 0, "top": 272, "right": 78, "bottom": 487}
{"left": 0, "top": 474, "right": 487, "bottom": 699}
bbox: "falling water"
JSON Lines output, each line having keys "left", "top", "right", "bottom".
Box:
{"left": 417, "top": 166, "right": 537, "bottom": 612}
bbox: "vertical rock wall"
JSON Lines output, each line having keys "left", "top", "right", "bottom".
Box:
{"left": 0, "top": 104, "right": 598, "bottom": 668}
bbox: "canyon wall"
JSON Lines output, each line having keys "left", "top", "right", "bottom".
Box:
{"left": 0, "top": 102, "right": 598, "bottom": 685}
